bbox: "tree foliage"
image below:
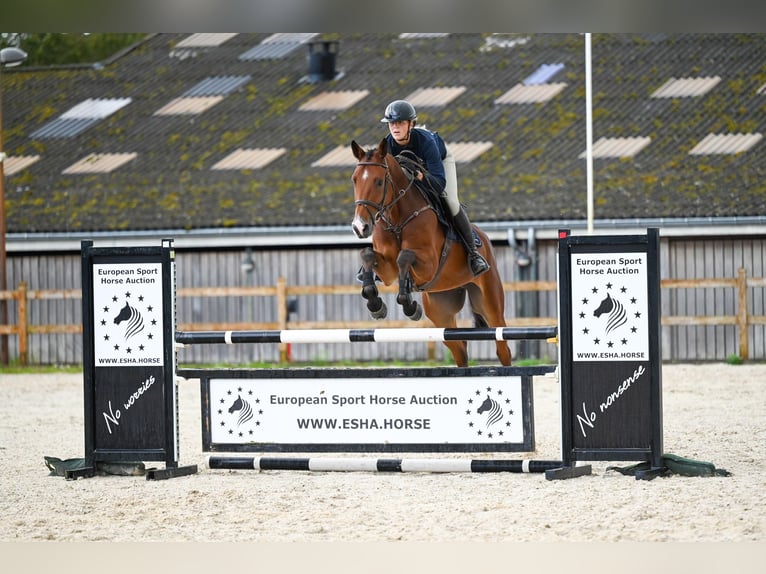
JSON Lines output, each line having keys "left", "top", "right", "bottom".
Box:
{"left": 1, "top": 33, "right": 146, "bottom": 66}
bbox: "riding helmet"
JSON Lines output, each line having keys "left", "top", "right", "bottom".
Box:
{"left": 381, "top": 100, "right": 417, "bottom": 123}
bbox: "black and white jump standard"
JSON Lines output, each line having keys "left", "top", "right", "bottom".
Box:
{"left": 78, "top": 229, "right": 665, "bottom": 480}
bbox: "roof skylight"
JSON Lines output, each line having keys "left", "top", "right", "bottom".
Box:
{"left": 62, "top": 153, "right": 137, "bottom": 174}
{"left": 399, "top": 34, "right": 449, "bottom": 39}
{"left": 154, "top": 97, "right": 224, "bottom": 116}
{"left": 689, "top": 133, "right": 763, "bottom": 155}
{"left": 183, "top": 76, "right": 251, "bottom": 97}
{"left": 579, "top": 137, "right": 652, "bottom": 158}
{"left": 30, "top": 98, "right": 132, "bottom": 139}
{"left": 240, "top": 33, "right": 319, "bottom": 60}
{"left": 651, "top": 77, "right": 721, "bottom": 98}
{"left": 524, "top": 63, "right": 565, "bottom": 85}
{"left": 4, "top": 155, "right": 40, "bottom": 175}
{"left": 495, "top": 83, "right": 567, "bottom": 104}
{"left": 299, "top": 90, "right": 369, "bottom": 111}
{"left": 211, "top": 148, "right": 287, "bottom": 170}
{"left": 406, "top": 87, "right": 466, "bottom": 108}
{"left": 175, "top": 34, "right": 238, "bottom": 48}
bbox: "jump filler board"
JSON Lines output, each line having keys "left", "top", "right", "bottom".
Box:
{"left": 181, "top": 366, "right": 553, "bottom": 453}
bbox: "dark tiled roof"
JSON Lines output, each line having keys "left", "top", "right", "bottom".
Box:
{"left": 4, "top": 33, "right": 765, "bottom": 234}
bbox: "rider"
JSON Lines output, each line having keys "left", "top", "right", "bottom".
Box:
{"left": 380, "top": 99, "right": 490, "bottom": 276}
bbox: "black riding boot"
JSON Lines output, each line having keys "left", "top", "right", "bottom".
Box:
{"left": 453, "top": 208, "right": 490, "bottom": 276}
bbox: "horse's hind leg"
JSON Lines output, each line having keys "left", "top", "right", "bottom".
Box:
{"left": 422, "top": 290, "right": 468, "bottom": 367}
{"left": 359, "top": 247, "right": 387, "bottom": 319}
{"left": 466, "top": 279, "right": 512, "bottom": 366}
{"left": 396, "top": 249, "right": 422, "bottom": 320}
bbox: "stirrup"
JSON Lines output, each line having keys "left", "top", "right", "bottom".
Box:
{"left": 469, "top": 254, "right": 490, "bottom": 276}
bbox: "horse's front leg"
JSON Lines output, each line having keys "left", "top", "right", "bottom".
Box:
{"left": 396, "top": 249, "right": 422, "bottom": 321}
{"left": 359, "top": 247, "right": 387, "bottom": 319}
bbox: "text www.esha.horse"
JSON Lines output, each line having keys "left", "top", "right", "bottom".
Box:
{"left": 350, "top": 138, "right": 511, "bottom": 367}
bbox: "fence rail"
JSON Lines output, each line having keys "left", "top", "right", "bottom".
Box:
{"left": 1, "top": 269, "right": 765, "bottom": 365}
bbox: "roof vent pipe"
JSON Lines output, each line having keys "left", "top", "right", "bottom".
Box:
{"left": 307, "top": 40, "right": 339, "bottom": 83}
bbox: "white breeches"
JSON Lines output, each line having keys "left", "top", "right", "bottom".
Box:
{"left": 442, "top": 150, "right": 460, "bottom": 216}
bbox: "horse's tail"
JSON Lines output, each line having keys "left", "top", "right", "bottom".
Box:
{"left": 473, "top": 312, "right": 488, "bottom": 329}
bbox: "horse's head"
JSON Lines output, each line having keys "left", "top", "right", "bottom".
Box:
{"left": 228, "top": 395, "right": 244, "bottom": 414}
{"left": 113, "top": 302, "right": 132, "bottom": 325}
{"left": 477, "top": 395, "right": 494, "bottom": 415}
{"left": 350, "top": 138, "right": 392, "bottom": 239}
{"left": 593, "top": 293, "right": 613, "bottom": 318}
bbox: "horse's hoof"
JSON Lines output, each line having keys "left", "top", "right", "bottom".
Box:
{"left": 362, "top": 284, "right": 378, "bottom": 301}
{"left": 370, "top": 302, "right": 388, "bottom": 320}
{"left": 406, "top": 302, "right": 422, "bottom": 321}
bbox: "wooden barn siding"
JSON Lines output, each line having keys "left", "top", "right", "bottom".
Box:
{"left": 6, "top": 253, "right": 82, "bottom": 364}
{"left": 172, "top": 246, "right": 554, "bottom": 365}
{"left": 663, "top": 237, "right": 765, "bottom": 361}
{"left": 5, "top": 235, "right": 765, "bottom": 364}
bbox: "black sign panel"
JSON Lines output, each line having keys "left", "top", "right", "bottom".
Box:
{"left": 81, "top": 240, "right": 178, "bottom": 465}
{"left": 92, "top": 366, "right": 166, "bottom": 451}
{"left": 558, "top": 229, "right": 663, "bottom": 466}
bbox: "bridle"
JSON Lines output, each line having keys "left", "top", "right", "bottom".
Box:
{"left": 353, "top": 157, "right": 432, "bottom": 237}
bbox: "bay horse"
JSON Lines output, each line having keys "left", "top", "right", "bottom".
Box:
{"left": 350, "top": 138, "right": 511, "bottom": 367}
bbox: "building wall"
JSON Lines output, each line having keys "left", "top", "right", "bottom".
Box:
{"left": 5, "top": 234, "right": 765, "bottom": 365}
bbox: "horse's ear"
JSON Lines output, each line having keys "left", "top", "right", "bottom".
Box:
{"left": 378, "top": 137, "right": 388, "bottom": 157}
{"left": 351, "top": 140, "right": 365, "bottom": 161}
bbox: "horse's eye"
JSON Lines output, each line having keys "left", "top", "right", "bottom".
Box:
{"left": 376, "top": 178, "right": 384, "bottom": 187}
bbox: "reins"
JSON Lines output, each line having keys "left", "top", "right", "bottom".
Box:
{"left": 353, "top": 157, "right": 433, "bottom": 239}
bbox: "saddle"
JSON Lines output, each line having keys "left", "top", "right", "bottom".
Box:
{"left": 395, "top": 151, "right": 481, "bottom": 249}
{"left": 394, "top": 151, "right": 453, "bottom": 233}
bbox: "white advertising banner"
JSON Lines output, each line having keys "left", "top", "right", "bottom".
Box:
{"left": 208, "top": 375, "right": 526, "bottom": 445}
{"left": 570, "top": 253, "right": 649, "bottom": 362}
{"left": 92, "top": 262, "right": 165, "bottom": 366}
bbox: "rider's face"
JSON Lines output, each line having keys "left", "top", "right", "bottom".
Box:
{"left": 388, "top": 120, "right": 412, "bottom": 145}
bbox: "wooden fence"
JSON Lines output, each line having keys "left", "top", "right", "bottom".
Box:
{"left": 1, "top": 269, "right": 765, "bottom": 365}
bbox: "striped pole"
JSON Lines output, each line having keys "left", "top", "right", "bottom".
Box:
{"left": 177, "top": 326, "right": 557, "bottom": 346}
{"left": 207, "top": 456, "right": 564, "bottom": 473}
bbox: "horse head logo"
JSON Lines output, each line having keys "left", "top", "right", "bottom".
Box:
{"left": 477, "top": 395, "right": 503, "bottom": 428}
{"left": 228, "top": 395, "right": 253, "bottom": 427}
{"left": 113, "top": 301, "right": 144, "bottom": 339}
{"left": 593, "top": 293, "right": 627, "bottom": 335}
